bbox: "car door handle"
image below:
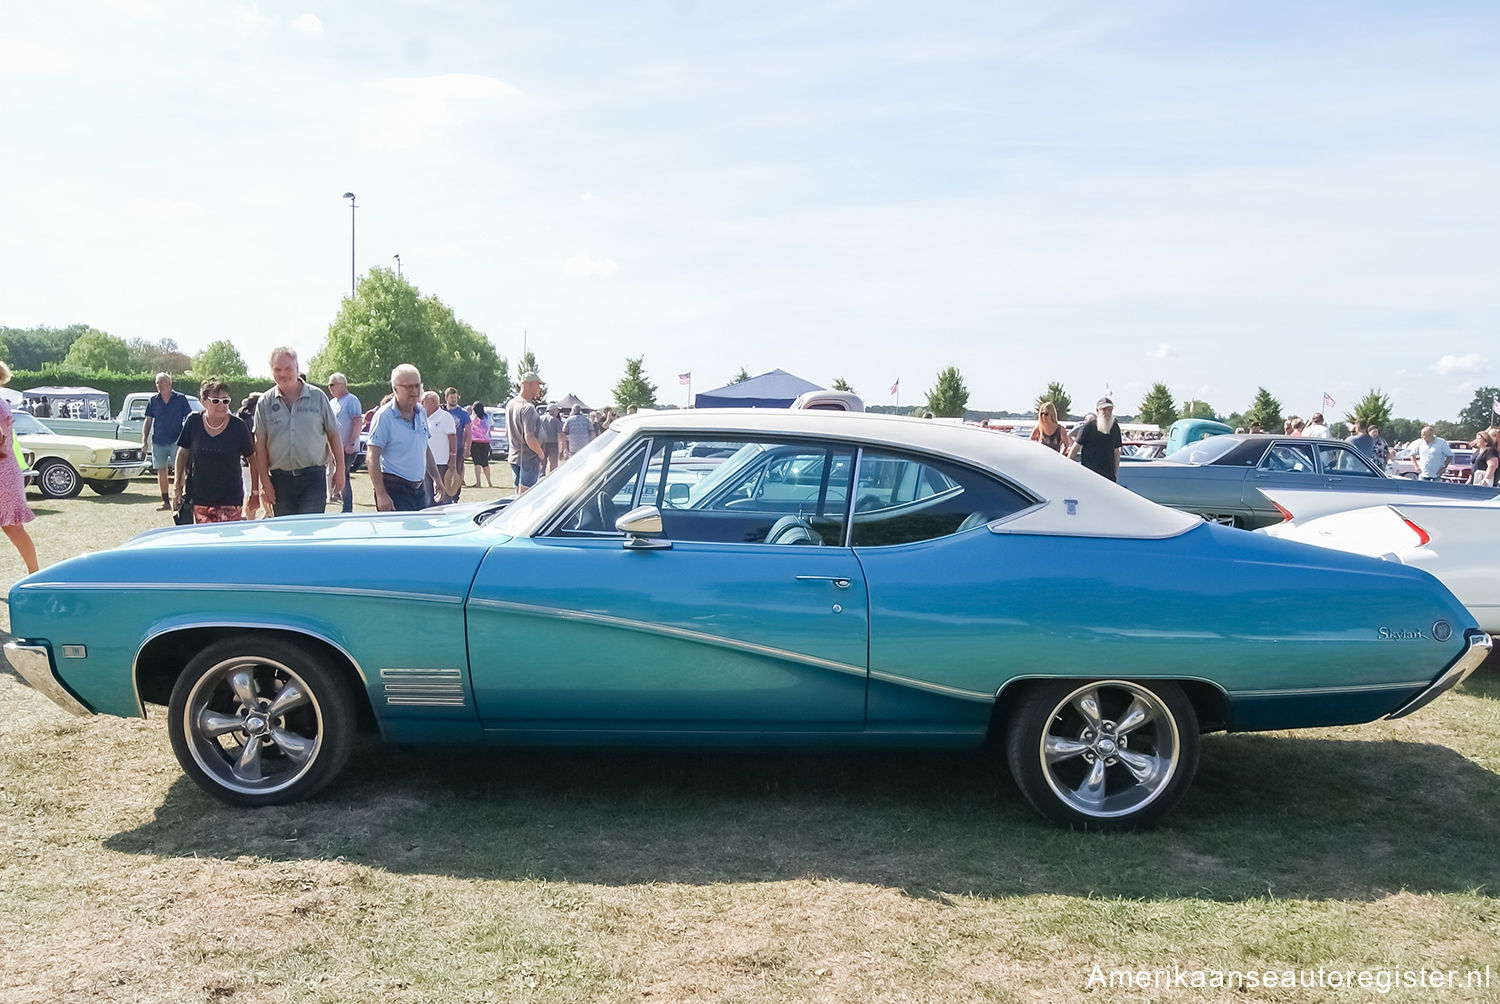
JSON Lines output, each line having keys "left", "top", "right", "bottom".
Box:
{"left": 795, "top": 575, "right": 851, "bottom": 589}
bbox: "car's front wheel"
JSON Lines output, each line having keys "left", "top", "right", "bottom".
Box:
{"left": 36, "top": 458, "right": 82, "bottom": 499}
{"left": 167, "top": 635, "right": 356, "bottom": 806}
{"left": 87, "top": 479, "right": 129, "bottom": 495}
{"left": 1006, "top": 679, "right": 1199, "bottom": 831}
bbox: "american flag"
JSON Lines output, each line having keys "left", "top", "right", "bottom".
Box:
{"left": 678, "top": 372, "right": 691, "bottom": 385}
{"left": 890, "top": 378, "right": 900, "bottom": 395}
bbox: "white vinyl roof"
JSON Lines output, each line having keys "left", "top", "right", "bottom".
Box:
{"left": 614, "top": 409, "right": 1200, "bottom": 539}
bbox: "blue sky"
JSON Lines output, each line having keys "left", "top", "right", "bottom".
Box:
{"left": 3, "top": 0, "right": 1497, "bottom": 419}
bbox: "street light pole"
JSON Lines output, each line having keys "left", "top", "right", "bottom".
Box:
{"left": 393, "top": 253, "right": 401, "bottom": 278}
{"left": 342, "top": 192, "right": 357, "bottom": 295}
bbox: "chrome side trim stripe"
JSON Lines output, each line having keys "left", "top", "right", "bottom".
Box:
{"left": 868, "top": 669, "right": 993, "bottom": 702}
{"left": 1388, "top": 633, "right": 1493, "bottom": 719}
{"left": 380, "top": 667, "right": 467, "bottom": 708}
{"left": 15, "top": 582, "right": 463, "bottom": 605}
{"left": 4, "top": 642, "right": 90, "bottom": 716}
{"left": 468, "top": 597, "right": 869, "bottom": 680}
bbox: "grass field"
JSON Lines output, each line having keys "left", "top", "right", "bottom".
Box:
{"left": 2, "top": 472, "right": 1498, "bottom": 1002}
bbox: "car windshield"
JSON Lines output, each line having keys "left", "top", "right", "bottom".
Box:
{"left": 484, "top": 428, "right": 620, "bottom": 533}
{"left": 11, "top": 412, "right": 52, "bottom": 435}
{"left": 1163, "top": 436, "right": 1238, "bottom": 465}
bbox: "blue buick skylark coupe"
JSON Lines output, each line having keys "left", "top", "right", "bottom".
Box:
{"left": 7, "top": 411, "right": 1491, "bottom": 829}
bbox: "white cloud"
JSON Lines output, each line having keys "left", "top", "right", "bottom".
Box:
{"left": 413, "top": 242, "right": 466, "bottom": 261}
{"left": 1148, "top": 342, "right": 1172, "bottom": 360}
{"left": 1432, "top": 353, "right": 1488, "bottom": 376}
{"left": 0, "top": 39, "right": 77, "bottom": 74}
{"left": 565, "top": 255, "right": 619, "bottom": 277}
{"left": 292, "top": 13, "right": 322, "bottom": 32}
{"left": 103, "top": 0, "right": 162, "bottom": 17}
{"left": 360, "top": 73, "right": 521, "bottom": 151}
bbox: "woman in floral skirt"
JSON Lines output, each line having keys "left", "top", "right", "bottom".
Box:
{"left": 0, "top": 362, "right": 39, "bottom": 573}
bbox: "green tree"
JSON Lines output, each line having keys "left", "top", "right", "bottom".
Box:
{"left": 1384, "top": 418, "right": 1425, "bottom": 443}
{"left": 1458, "top": 386, "right": 1500, "bottom": 433}
{"left": 832, "top": 377, "right": 855, "bottom": 393}
{"left": 1346, "top": 388, "right": 1392, "bottom": 430}
{"left": 313, "top": 267, "right": 510, "bottom": 401}
{"left": 730, "top": 367, "right": 751, "bottom": 384}
{"left": 62, "top": 329, "right": 133, "bottom": 372}
{"left": 1244, "top": 387, "right": 1283, "bottom": 431}
{"left": 1035, "top": 381, "right": 1071, "bottom": 420}
{"left": 0, "top": 323, "right": 90, "bottom": 369}
{"left": 192, "top": 340, "right": 249, "bottom": 379}
{"left": 126, "top": 337, "right": 189, "bottom": 375}
{"left": 926, "top": 366, "right": 969, "bottom": 418}
{"left": 1138, "top": 382, "right": 1178, "bottom": 428}
{"left": 613, "top": 356, "right": 659, "bottom": 411}
{"left": 1180, "top": 400, "right": 1219, "bottom": 421}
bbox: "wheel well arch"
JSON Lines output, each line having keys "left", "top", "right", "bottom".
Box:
{"left": 987, "top": 675, "right": 1231, "bottom": 742}
{"left": 133, "top": 626, "right": 378, "bottom": 730}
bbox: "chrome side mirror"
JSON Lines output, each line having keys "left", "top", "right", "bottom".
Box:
{"left": 616, "top": 505, "right": 672, "bottom": 550}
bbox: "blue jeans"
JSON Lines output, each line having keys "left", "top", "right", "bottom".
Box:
{"left": 269, "top": 466, "right": 327, "bottom": 516}
{"left": 383, "top": 475, "right": 428, "bottom": 512}
{"left": 342, "top": 452, "right": 356, "bottom": 513}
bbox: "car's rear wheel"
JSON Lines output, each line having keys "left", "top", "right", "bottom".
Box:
{"left": 36, "top": 459, "right": 83, "bottom": 499}
{"left": 1006, "top": 679, "right": 1199, "bottom": 831}
{"left": 168, "top": 635, "right": 355, "bottom": 806}
{"left": 87, "top": 479, "right": 129, "bottom": 495}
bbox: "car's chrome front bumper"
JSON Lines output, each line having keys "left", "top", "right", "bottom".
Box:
{"left": 1387, "top": 632, "right": 1493, "bottom": 719}
{"left": 3, "top": 641, "right": 91, "bottom": 716}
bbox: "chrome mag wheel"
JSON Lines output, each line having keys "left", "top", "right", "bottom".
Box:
{"left": 168, "top": 636, "right": 355, "bottom": 805}
{"left": 1008, "top": 678, "right": 1199, "bottom": 830}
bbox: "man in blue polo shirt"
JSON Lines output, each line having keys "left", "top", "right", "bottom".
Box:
{"left": 444, "top": 386, "right": 471, "bottom": 500}
{"left": 368, "top": 364, "right": 443, "bottom": 511}
{"left": 141, "top": 372, "right": 192, "bottom": 510}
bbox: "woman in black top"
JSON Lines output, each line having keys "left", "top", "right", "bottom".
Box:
{"left": 173, "top": 379, "right": 255, "bottom": 523}
{"left": 1473, "top": 430, "right": 1498, "bottom": 487}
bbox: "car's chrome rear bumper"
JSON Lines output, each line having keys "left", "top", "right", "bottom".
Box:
{"left": 3, "top": 641, "right": 91, "bottom": 716}
{"left": 1387, "top": 632, "right": 1492, "bottom": 719}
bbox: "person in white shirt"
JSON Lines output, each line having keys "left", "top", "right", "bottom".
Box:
{"left": 422, "top": 391, "right": 459, "bottom": 503}
{"left": 1301, "top": 412, "right": 1332, "bottom": 439}
{"left": 1413, "top": 426, "right": 1453, "bottom": 481}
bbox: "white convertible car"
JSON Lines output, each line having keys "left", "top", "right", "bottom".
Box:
{"left": 1261, "top": 488, "right": 1500, "bottom": 633}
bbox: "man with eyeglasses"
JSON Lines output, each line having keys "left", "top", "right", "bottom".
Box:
{"left": 367, "top": 364, "right": 444, "bottom": 512}
{"left": 252, "top": 346, "right": 345, "bottom": 516}
{"left": 327, "top": 373, "right": 362, "bottom": 514}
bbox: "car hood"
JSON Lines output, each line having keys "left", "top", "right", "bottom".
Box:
{"left": 19, "top": 433, "right": 142, "bottom": 452}
{"left": 116, "top": 507, "right": 499, "bottom": 551}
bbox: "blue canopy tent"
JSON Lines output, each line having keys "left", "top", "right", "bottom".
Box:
{"left": 694, "top": 369, "right": 823, "bottom": 409}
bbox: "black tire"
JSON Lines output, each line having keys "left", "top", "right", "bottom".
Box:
{"left": 88, "top": 479, "right": 129, "bottom": 495}
{"left": 1006, "top": 679, "right": 1199, "bottom": 831}
{"left": 36, "top": 458, "right": 83, "bottom": 499}
{"left": 167, "top": 634, "right": 356, "bottom": 806}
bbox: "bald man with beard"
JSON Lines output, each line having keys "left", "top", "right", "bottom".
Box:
{"left": 1069, "top": 397, "right": 1123, "bottom": 481}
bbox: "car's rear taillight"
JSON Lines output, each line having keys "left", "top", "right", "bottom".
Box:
{"left": 1402, "top": 517, "right": 1430, "bottom": 547}
{"left": 1271, "top": 500, "right": 1293, "bottom": 523}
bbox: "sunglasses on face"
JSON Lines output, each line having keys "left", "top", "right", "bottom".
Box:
{"left": 205, "top": 397, "right": 232, "bottom": 405}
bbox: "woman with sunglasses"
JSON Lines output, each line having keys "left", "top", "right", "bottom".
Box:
{"left": 172, "top": 378, "right": 256, "bottom": 523}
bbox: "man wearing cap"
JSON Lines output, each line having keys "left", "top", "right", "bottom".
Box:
{"left": 539, "top": 404, "right": 562, "bottom": 474}
{"left": 1069, "top": 397, "right": 1124, "bottom": 482}
{"left": 505, "top": 372, "right": 546, "bottom": 494}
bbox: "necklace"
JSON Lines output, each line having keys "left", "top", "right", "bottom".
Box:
{"left": 202, "top": 413, "right": 229, "bottom": 434}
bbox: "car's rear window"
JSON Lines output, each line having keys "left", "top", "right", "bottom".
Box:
{"left": 1163, "top": 436, "right": 1239, "bottom": 466}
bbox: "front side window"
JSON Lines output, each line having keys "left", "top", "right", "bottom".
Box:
{"left": 1316, "top": 444, "right": 1380, "bottom": 476}
{"left": 850, "top": 451, "right": 1031, "bottom": 547}
{"left": 1258, "top": 442, "right": 1316, "bottom": 474}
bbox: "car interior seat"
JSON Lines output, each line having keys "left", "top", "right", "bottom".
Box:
{"left": 763, "top": 515, "right": 821, "bottom": 545}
